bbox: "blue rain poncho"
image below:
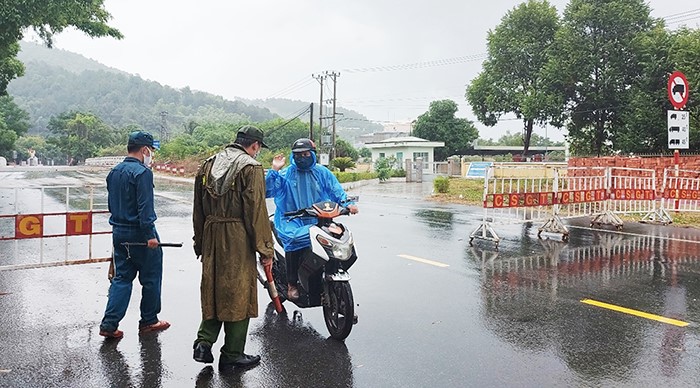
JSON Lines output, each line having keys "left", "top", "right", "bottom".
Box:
{"left": 265, "top": 152, "right": 351, "bottom": 252}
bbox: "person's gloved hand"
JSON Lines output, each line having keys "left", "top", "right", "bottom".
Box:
{"left": 347, "top": 204, "right": 359, "bottom": 214}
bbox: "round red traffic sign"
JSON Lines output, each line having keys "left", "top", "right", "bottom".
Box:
{"left": 668, "top": 71, "right": 690, "bottom": 109}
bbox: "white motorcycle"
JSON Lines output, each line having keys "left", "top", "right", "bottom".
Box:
{"left": 257, "top": 199, "right": 358, "bottom": 340}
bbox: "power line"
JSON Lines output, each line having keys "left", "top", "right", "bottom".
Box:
{"left": 266, "top": 105, "right": 311, "bottom": 136}
{"left": 665, "top": 15, "right": 700, "bottom": 26}
{"left": 661, "top": 8, "right": 700, "bottom": 20}
{"left": 266, "top": 76, "right": 315, "bottom": 99}
{"left": 341, "top": 53, "right": 488, "bottom": 74}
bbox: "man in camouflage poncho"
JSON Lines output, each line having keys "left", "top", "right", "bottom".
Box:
{"left": 192, "top": 125, "right": 274, "bottom": 372}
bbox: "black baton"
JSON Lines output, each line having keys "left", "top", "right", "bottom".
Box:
{"left": 120, "top": 242, "right": 183, "bottom": 259}
{"left": 121, "top": 242, "right": 184, "bottom": 248}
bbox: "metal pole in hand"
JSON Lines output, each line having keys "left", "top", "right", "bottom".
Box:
{"left": 120, "top": 242, "right": 183, "bottom": 259}
{"left": 264, "top": 261, "right": 284, "bottom": 313}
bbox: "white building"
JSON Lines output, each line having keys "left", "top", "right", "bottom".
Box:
{"left": 365, "top": 136, "right": 445, "bottom": 172}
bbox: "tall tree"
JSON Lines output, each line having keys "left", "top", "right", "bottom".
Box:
{"left": 668, "top": 28, "right": 700, "bottom": 151}
{"left": 466, "top": 0, "right": 560, "bottom": 156}
{"left": 0, "top": 0, "right": 122, "bottom": 94}
{"left": 47, "top": 111, "right": 118, "bottom": 163}
{"left": 335, "top": 139, "right": 359, "bottom": 161}
{"left": 0, "top": 95, "right": 29, "bottom": 157}
{"left": 546, "top": 0, "right": 656, "bottom": 155}
{"left": 413, "top": 100, "right": 479, "bottom": 161}
{"left": 615, "top": 25, "right": 672, "bottom": 153}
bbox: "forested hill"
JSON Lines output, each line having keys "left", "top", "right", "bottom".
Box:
{"left": 8, "top": 42, "right": 382, "bottom": 141}
{"left": 8, "top": 41, "right": 276, "bottom": 134}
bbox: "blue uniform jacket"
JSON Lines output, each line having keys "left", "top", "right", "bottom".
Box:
{"left": 265, "top": 152, "right": 350, "bottom": 252}
{"left": 107, "top": 157, "right": 158, "bottom": 240}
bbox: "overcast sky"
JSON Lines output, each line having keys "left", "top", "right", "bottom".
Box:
{"left": 35, "top": 0, "right": 700, "bottom": 142}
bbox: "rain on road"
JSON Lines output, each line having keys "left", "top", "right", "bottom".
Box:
{"left": 2, "top": 168, "right": 700, "bottom": 387}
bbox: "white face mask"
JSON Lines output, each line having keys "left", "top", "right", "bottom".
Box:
{"left": 143, "top": 148, "right": 152, "bottom": 166}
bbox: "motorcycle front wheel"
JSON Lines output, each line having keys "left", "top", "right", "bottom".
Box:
{"left": 323, "top": 281, "right": 354, "bottom": 340}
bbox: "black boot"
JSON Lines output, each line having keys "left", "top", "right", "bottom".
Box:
{"left": 193, "top": 342, "right": 214, "bottom": 364}
{"left": 218, "top": 354, "right": 261, "bottom": 372}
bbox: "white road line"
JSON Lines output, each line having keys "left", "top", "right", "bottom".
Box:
{"left": 397, "top": 254, "right": 450, "bottom": 268}
{"left": 568, "top": 225, "right": 700, "bottom": 244}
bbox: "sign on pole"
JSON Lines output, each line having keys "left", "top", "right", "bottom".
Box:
{"left": 319, "top": 153, "right": 330, "bottom": 166}
{"left": 668, "top": 110, "right": 690, "bottom": 150}
{"left": 465, "top": 162, "right": 493, "bottom": 178}
{"left": 668, "top": 71, "right": 690, "bottom": 110}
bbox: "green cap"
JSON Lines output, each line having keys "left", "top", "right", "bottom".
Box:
{"left": 237, "top": 125, "right": 269, "bottom": 148}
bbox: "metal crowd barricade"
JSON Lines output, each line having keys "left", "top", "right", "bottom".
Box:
{"left": 470, "top": 165, "right": 668, "bottom": 247}
{"left": 607, "top": 167, "right": 661, "bottom": 226}
{"left": 660, "top": 167, "right": 700, "bottom": 221}
{"left": 537, "top": 167, "right": 608, "bottom": 240}
{"left": 0, "top": 185, "right": 112, "bottom": 271}
{"left": 470, "top": 165, "right": 558, "bottom": 247}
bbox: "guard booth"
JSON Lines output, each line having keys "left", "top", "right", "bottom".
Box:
{"left": 0, "top": 185, "right": 112, "bottom": 271}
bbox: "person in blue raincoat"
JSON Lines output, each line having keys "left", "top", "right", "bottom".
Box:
{"left": 266, "top": 138, "right": 358, "bottom": 299}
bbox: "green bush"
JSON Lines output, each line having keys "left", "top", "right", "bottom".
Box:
{"left": 333, "top": 171, "right": 377, "bottom": 183}
{"left": 434, "top": 176, "right": 450, "bottom": 193}
{"left": 391, "top": 169, "right": 406, "bottom": 178}
{"left": 331, "top": 157, "right": 356, "bottom": 172}
{"left": 374, "top": 157, "right": 394, "bottom": 182}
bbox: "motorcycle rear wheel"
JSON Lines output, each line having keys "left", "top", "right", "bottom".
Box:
{"left": 323, "top": 282, "right": 354, "bottom": 340}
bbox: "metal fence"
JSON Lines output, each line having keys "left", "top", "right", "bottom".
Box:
{"left": 0, "top": 185, "right": 112, "bottom": 271}
{"left": 470, "top": 165, "right": 663, "bottom": 247}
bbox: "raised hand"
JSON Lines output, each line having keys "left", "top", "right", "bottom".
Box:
{"left": 271, "top": 153, "right": 286, "bottom": 171}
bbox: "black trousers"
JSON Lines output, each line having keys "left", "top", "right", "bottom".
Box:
{"left": 286, "top": 248, "right": 309, "bottom": 284}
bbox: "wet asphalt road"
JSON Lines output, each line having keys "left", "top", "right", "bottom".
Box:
{"left": 3, "top": 168, "right": 700, "bottom": 387}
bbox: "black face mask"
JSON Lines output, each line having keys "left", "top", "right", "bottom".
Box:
{"left": 294, "top": 154, "right": 314, "bottom": 170}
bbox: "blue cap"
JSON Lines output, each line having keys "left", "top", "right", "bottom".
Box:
{"left": 128, "top": 131, "right": 159, "bottom": 150}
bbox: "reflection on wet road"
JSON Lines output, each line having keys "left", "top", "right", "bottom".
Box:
{"left": 3, "top": 169, "right": 700, "bottom": 387}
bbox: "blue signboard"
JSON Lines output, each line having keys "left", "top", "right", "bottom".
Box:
{"left": 465, "top": 162, "right": 493, "bottom": 178}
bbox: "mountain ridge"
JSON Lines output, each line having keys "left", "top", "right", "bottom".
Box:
{"left": 9, "top": 41, "right": 381, "bottom": 141}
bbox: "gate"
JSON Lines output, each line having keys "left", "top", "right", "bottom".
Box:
{"left": 0, "top": 185, "right": 112, "bottom": 270}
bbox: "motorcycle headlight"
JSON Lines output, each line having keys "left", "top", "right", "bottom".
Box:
{"left": 316, "top": 235, "right": 354, "bottom": 261}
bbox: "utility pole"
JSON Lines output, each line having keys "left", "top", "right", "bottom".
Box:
{"left": 309, "top": 102, "right": 314, "bottom": 139}
{"left": 327, "top": 71, "right": 339, "bottom": 160}
{"left": 313, "top": 73, "right": 326, "bottom": 147}
{"left": 159, "top": 111, "right": 169, "bottom": 141}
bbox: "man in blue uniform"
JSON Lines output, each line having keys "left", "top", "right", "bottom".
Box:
{"left": 99, "top": 131, "right": 170, "bottom": 338}
{"left": 266, "top": 138, "right": 358, "bottom": 299}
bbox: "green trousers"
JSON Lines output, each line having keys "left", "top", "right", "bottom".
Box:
{"left": 196, "top": 318, "right": 250, "bottom": 359}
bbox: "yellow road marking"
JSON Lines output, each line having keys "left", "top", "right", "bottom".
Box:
{"left": 581, "top": 299, "right": 689, "bottom": 327}
{"left": 397, "top": 254, "right": 449, "bottom": 268}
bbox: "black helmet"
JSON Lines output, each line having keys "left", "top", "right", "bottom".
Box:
{"left": 291, "top": 138, "right": 316, "bottom": 153}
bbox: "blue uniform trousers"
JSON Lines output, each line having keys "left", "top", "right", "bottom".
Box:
{"left": 100, "top": 227, "right": 163, "bottom": 331}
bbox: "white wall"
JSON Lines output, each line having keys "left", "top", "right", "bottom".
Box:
{"left": 370, "top": 146, "right": 436, "bottom": 171}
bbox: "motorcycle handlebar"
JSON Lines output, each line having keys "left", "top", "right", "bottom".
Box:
{"left": 283, "top": 204, "right": 353, "bottom": 219}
